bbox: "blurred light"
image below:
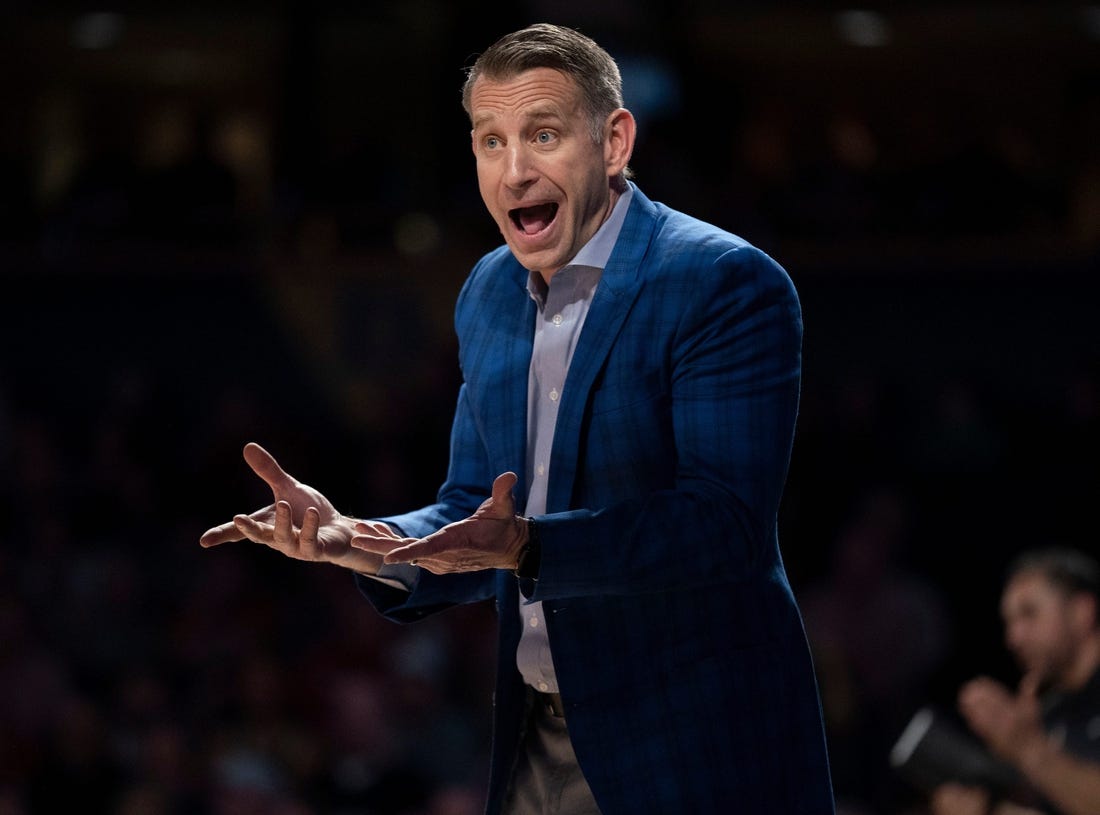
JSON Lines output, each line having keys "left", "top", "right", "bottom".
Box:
{"left": 152, "top": 49, "right": 205, "bottom": 84}
{"left": 619, "top": 56, "right": 681, "bottom": 129}
{"left": 835, "top": 10, "right": 892, "bottom": 48}
{"left": 213, "top": 749, "right": 284, "bottom": 794}
{"left": 1084, "top": 5, "right": 1100, "bottom": 40}
{"left": 70, "top": 12, "right": 125, "bottom": 50}
{"left": 394, "top": 212, "right": 442, "bottom": 256}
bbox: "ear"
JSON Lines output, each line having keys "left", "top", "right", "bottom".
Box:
{"left": 603, "top": 108, "right": 636, "bottom": 179}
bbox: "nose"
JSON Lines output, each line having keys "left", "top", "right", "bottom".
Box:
{"left": 504, "top": 144, "right": 538, "bottom": 190}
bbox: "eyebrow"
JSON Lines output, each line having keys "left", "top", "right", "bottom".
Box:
{"left": 472, "top": 105, "right": 565, "bottom": 131}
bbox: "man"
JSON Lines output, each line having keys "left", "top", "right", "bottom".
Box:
{"left": 201, "top": 23, "right": 834, "bottom": 814}
{"left": 931, "top": 548, "right": 1100, "bottom": 815}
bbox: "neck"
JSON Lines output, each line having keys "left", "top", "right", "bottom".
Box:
{"left": 599, "top": 188, "right": 620, "bottom": 231}
{"left": 539, "top": 186, "right": 621, "bottom": 285}
{"left": 1060, "top": 633, "right": 1100, "bottom": 691}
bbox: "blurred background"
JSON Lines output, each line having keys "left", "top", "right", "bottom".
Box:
{"left": 0, "top": 2, "right": 1097, "bottom": 813}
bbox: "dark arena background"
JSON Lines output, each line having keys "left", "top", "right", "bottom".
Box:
{"left": 0, "top": 3, "right": 1097, "bottom": 813}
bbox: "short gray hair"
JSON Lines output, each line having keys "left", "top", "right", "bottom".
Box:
{"left": 461, "top": 23, "right": 625, "bottom": 145}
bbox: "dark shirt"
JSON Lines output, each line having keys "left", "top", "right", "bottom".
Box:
{"left": 1042, "top": 665, "right": 1100, "bottom": 763}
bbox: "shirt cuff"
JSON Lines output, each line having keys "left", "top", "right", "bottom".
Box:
{"left": 361, "top": 561, "right": 418, "bottom": 592}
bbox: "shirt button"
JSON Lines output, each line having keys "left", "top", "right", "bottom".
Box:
{"left": 529, "top": 616, "right": 539, "bottom": 628}
{"left": 537, "top": 682, "right": 549, "bottom": 692}
{"left": 536, "top": 464, "right": 545, "bottom": 476}
{"left": 552, "top": 313, "right": 563, "bottom": 326}
{"left": 549, "top": 388, "right": 559, "bottom": 401}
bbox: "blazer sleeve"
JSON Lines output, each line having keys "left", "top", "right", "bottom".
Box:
{"left": 355, "top": 382, "right": 499, "bottom": 621}
{"left": 527, "top": 243, "right": 802, "bottom": 600}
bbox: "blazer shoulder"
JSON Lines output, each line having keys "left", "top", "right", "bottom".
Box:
{"left": 455, "top": 244, "right": 526, "bottom": 324}
{"left": 650, "top": 202, "right": 756, "bottom": 257}
{"left": 645, "top": 202, "right": 794, "bottom": 294}
{"left": 462, "top": 244, "right": 520, "bottom": 293}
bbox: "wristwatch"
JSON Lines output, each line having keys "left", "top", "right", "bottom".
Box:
{"left": 514, "top": 517, "right": 542, "bottom": 579}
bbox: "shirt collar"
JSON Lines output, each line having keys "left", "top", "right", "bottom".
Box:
{"left": 527, "top": 185, "right": 634, "bottom": 301}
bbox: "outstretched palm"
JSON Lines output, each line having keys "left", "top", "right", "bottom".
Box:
{"left": 354, "top": 472, "right": 526, "bottom": 574}
{"left": 199, "top": 442, "right": 387, "bottom": 572}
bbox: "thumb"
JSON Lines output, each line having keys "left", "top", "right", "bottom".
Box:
{"left": 243, "top": 442, "right": 294, "bottom": 492}
{"left": 1018, "top": 671, "right": 1042, "bottom": 701}
{"left": 490, "top": 472, "right": 518, "bottom": 512}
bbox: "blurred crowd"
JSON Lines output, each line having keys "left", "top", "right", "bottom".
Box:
{"left": 1, "top": 4, "right": 1098, "bottom": 814}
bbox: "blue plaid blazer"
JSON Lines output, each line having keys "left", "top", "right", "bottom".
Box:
{"left": 359, "top": 185, "right": 835, "bottom": 814}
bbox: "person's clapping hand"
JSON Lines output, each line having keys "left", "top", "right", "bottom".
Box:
{"left": 958, "top": 673, "right": 1046, "bottom": 766}
{"left": 930, "top": 782, "right": 991, "bottom": 815}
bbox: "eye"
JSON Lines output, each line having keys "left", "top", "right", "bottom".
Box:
{"left": 484, "top": 136, "right": 500, "bottom": 150}
{"left": 535, "top": 130, "right": 556, "bottom": 145}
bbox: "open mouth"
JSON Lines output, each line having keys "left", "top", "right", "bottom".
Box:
{"left": 509, "top": 203, "right": 559, "bottom": 236}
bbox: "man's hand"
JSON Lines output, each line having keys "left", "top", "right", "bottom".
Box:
{"left": 958, "top": 674, "right": 1046, "bottom": 766}
{"left": 199, "top": 442, "right": 392, "bottom": 574}
{"left": 353, "top": 472, "right": 527, "bottom": 575}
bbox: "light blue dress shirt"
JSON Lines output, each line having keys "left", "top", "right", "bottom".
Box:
{"left": 515, "top": 187, "right": 633, "bottom": 693}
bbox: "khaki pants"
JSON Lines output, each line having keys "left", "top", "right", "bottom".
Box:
{"left": 502, "top": 691, "right": 602, "bottom": 815}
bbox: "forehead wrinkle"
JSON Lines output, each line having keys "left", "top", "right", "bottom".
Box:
{"left": 470, "top": 69, "right": 580, "bottom": 129}
{"left": 473, "top": 105, "right": 564, "bottom": 132}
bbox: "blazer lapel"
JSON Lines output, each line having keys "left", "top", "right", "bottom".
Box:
{"left": 461, "top": 255, "right": 537, "bottom": 503}
{"left": 495, "top": 274, "right": 537, "bottom": 504}
{"left": 545, "top": 189, "right": 659, "bottom": 512}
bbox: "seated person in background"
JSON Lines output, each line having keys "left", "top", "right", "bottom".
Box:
{"left": 931, "top": 547, "right": 1100, "bottom": 815}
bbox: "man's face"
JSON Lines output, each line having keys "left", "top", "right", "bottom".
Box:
{"left": 469, "top": 67, "right": 619, "bottom": 280}
{"left": 1001, "top": 571, "right": 1079, "bottom": 687}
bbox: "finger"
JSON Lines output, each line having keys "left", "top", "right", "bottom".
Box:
{"left": 299, "top": 506, "right": 321, "bottom": 557}
{"left": 272, "top": 500, "right": 296, "bottom": 548}
{"left": 200, "top": 521, "right": 245, "bottom": 548}
{"left": 960, "top": 684, "right": 997, "bottom": 715}
{"left": 1018, "top": 671, "right": 1041, "bottom": 699}
{"left": 410, "top": 558, "right": 453, "bottom": 575}
{"left": 233, "top": 514, "right": 273, "bottom": 544}
{"left": 352, "top": 534, "right": 418, "bottom": 555}
{"left": 382, "top": 539, "right": 435, "bottom": 565}
{"left": 958, "top": 681, "right": 982, "bottom": 707}
{"left": 384, "top": 521, "right": 470, "bottom": 562}
{"left": 959, "top": 677, "right": 1000, "bottom": 706}
{"left": 350, "top": 534, "right": 385, "bottom": 554}
{"left": 242, "top": 442, "right": 296, "bottom": 494}
{"left": 958, "top": 685, "right": 997, "bottom": 726}
{"left": 963, "top": 676, "right": 995, "bottom": 692}
{"left": 355, "top": 520, "right": 397, "bottom": 537}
